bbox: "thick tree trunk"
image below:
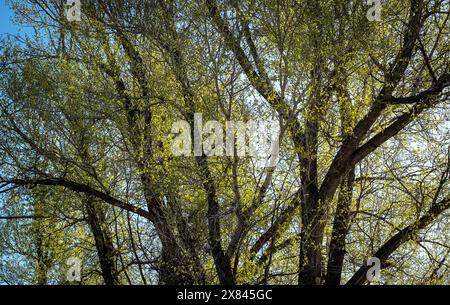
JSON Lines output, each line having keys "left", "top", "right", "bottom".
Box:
{"left": 298, "top": 143, "right": 321, "bottom": 285}
{"left": 85, "top": 196, "right": 120, "bottom": 285}
{"left": 325, "top": 60, "right": 356, "bottom": 285}
{"left": 140, "top": 175, "right": 197, "bottom": 285}
{"left": 34, "top": 232, "right": 51, "bottom": 285}
{"left": 196, "top": 156, "right": 235, "bottom": 285}
{"left": 297, "top": 120, "right": 323, "bottom": 285}
{"left": 298, "top": 55, "right": 323, "bottom": 285}
{"left": 298, "top": 213, "right": 323, "bottom": 285}
{"left": 297, "top": 188, "right": 324, "bottom": 285}
{"left": 325, "top": 169, "right": 355, "bottom": 285}
{"left": 31, "top": 197, "right": 53, "bottom": 285}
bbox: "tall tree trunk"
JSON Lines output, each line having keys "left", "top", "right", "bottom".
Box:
{"left": 140, "top": 174, "right": 197, "bottom": 285}
{"left": 325, "top": 169, "right": 355, "bottom": 285}
{"left": 298, "top": 193, "right": 323, "bottom": 285}
{"left": 325, "top": 60, "right": 356, "bottom": 285}
{"left": 32, "top": 196, "right": 52, "bottom": 285}
{"left": 298, "top": 56, "right": 323, "bottom": 285}
{"left": 33, "top": 227, "right": 52, "bottom": 285}
{"left": 85, "top": 196, "right": 120, "bottom": 285}
{"left": 298, "top": 140, "right": 321, "bottom": 285}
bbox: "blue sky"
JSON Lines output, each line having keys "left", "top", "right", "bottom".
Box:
{"left": 0, "top": 0, "right": 32, "bottom": 38}
{"left": 0, "top": 0, "right": 18, "bottom": 35}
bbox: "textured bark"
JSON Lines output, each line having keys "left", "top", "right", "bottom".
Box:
{"left": 297, "top": 106, "right": 321, "bottom": 285}
{"left": 198, "top": 156, "right": 235, "bottom": 285}
{"left": 297, "top": 41, "right": 324, "bottom": 284}
{"left": 33, "top": 225, "right": 52, "bottom": 285}
{"left": 325, "top": 61, "right": 355, "bottom": 285}
{"left": 325, "top": 170, "right": 355, "bottom": 285}
{"left": 140, "top": 175, "right": 196, "bottom": 285}
{"left": 85, "top": 196, "right": 120, "bottom": 285}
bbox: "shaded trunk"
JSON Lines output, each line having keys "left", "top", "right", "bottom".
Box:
{"left": 34, "top": 232, "right": 52, "bottom": 285}
{"left": 325, "top": 169, "right": 355, "bottom": 285}
{"left": 297, "top": 119, "right": 322, "bottom": 285}
{"left": 298, "top": 53, "right": 323, "bottom": 285}
{"left": 140, "top": 175, "right": 197, "bottom": 285}
{"left": 32, "top": 198, "right": 53, "bottom": 285}
{"left": 112, "top": 28, "right": 196, "bottom": 284}
{"left": 298, "top": 192, "right": 322, "bottom": 285}
{"left": 85, "top": 196, "right": 120, "bottom": 285}
{"left": 325, "top": 57, "right": 356, "bottom": 285}
{"left": 169, "top": 196, "right": 206, "bottom": 284}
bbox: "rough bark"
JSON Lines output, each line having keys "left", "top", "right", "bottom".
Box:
{"left": 325, "top": 170, "right": 355, "bottom": 285}
{"left": 85, "top": 196, "right": 120, "bottom": 285}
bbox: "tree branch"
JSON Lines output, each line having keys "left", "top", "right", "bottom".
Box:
{"left": 346, "top": 195, "right": 450, "bottom": 285}
{"left": 1, "top": 178, "right": 151, "bottom": 219}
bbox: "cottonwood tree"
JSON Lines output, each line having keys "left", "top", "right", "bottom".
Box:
{"left": 0, "top": 0, "right": 449, "bottom": 285}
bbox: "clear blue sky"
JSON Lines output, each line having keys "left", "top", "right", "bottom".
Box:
{"left": 0, "top": 0, "right": 31, "bottom": 37}
{"left": 0, "top": 0, "right": 17, "bottom": 34}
